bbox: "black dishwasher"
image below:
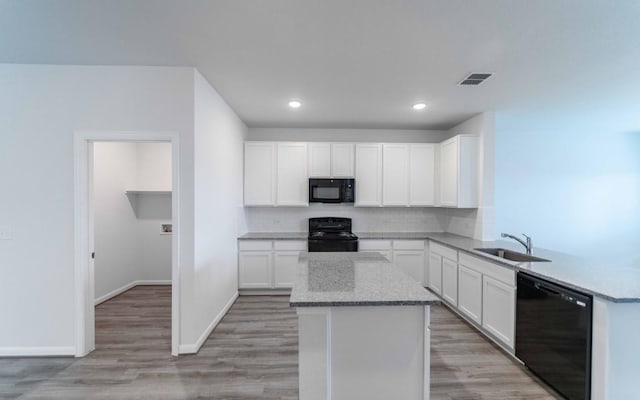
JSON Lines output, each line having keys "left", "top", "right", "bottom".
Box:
{"left": 516, "top": 272, "right": 592, "bottom": 400}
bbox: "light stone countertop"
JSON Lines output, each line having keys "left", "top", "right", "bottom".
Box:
{"left": 239, "top": 231, "right": 640, "bottom": 302}
{"left": 289, "top": 252, "right": 440, "bottom": 307}
{"left": 238, "top": 232, "right": 308, "bottom": 240}
{"left": 425, "top": 233, "right": 640, "bottom": 303}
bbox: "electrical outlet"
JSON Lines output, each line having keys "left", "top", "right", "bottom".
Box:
{"left": 0, "top": 226, "right": 13, "bottom": 240}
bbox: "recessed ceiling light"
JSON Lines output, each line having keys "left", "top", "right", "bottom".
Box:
{"left": 412, "top": 103, "right": 427, "bottom": 110}
{"left": 288, "top": 100, "right": 302, "bottom": 109}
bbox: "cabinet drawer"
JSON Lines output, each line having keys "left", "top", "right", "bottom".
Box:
{"left": 239, "top": 240, "right": 273, "bottom": 251}
{"left": 429, "top": 241, "right": 457, "bottom": 261}
{"left": 359, "top": 240, "right": 392, "bottom": 250}
{"left": 274, "top": 240, "right": 307, "bottom": 251}
{"left": 392, "top": 240, "right": 425, "bottom": 250}
{"left": 459, "top": 252, "right": 515, "bottom": 286}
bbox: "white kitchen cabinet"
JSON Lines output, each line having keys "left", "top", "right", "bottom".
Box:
{"left": 458, "top": 264, "right": 482, "bottom": 324}
{"left": 277, "top": 143, "right": 308, "bottom": 206}
{"left": 482, "top": 275, "right": 516, "bottom": 349}
{"left": 441, "top": 258, "right": 458, "bottom": 306}
{"left": 308, "top": 143, "right": 331, "bottom": 177}
{"left": 244, "top": 142, "right": 276, "bottom": 206}
{"left": 409, "top": 144, "right": 436, "bottom": 206}
{"left": 358, "top": 239, "right": 392, "bottom": 261}
{"left": 331, "top": 143, "right": 355, "bottom": 177}
{"left": 239, "top": 240, "right": 305, "bottom": 290}
{"left": 274, "top": 251, "right": 299, "bottom": 288}
{"left": 355, "top": 143, "right": 383, "bottom": 206}
{"left": 308, "top": 143, "right": 355, "bottom": 178}
{"left": 428, "top": 253, "right": 443, "bottom": 295}
{"left": 239, "top": 251, "right": 272, "bottom": 289}
{"left": 382, "top": 144, "right": 410, "bottom": 206}
{"left": 439, "top": 135, "right": 479, "bottom": 208}
{"left": 394, "top": 250, "right": 425, "bottom": 285}
{"left": 429, "top": 242, "right": 457, "bottom": 295}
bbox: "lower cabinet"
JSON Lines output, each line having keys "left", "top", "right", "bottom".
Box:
{"left": 482, "top": 275, "right": 516, "bottom": 349}
{"left": 358, "top": 240, "right": 392, "bottom": 261}
{"left": 238, "top": 240, "right": 306, "bottom": 290}
{"left": 273, "top": 251, "right": 299, "bottom": 288}
{"left": 430, "top": 242, "right": 517, "bottom": 352}
{"left": 359, "top": 240, "right": 426, "bottom": 285}
{"left": 238, "top": 251, "right": 272, "bottom": 289}
{"left": 394, "top": 250, "right": 425, "bottom": 285}
{"left": 457, "top": 264, "right": 482, "bottom": 324}
{"left": 441, "top": 258, "right": 458, "bottom": 306}
{"left": 428, "top": 253, "right": 443, "bottom": 295}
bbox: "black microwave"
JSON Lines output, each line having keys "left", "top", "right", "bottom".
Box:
{"left": 309, "top": 179, "right": 355, "bottom": 203}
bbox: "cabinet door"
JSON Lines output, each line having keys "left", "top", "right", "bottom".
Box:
{"left": 274, "top": 251, "right": 299, "bottom": 288}
{"left": 394, "top": 250, "right": 425, "bottom": 284}
{"left": 428, "top": 253, "right": 443, "bottom": 295}
{"left": 439, "top": 137, "right": 458, "bottom": 207}
{"left": 308, "top": 143, "right": 331, "bottom": 177}
{"left": 355, "top": 144, "right": 383, "bottom": 206}
{"left": 458, "top": 265, "right": 482, "bottom": 324}
{"left": 277, "top": 143, "right": 308, "bottom": 206}
{"left": 482, "top": 276, "right": 516, "bottom": 349}
{"left": 382, "top": 144, "right": 410, "bottom": 206}
{"left": 442, "top": 258, "right": 458, "bottom": 306}
{"left": 331, "top": 143, "right": 355, "bottom": 177}
{"left": 239, "top": 251, "right": 272, "bottom": 289}
{"left": 409, "top": 144, "right": 435, "bottom": 206}
{"left": 244, "top": 143, "right": 276, "bottom": 206}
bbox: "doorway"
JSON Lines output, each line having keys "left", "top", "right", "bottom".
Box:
{"left": 74, "top": 131, "right": 180, "bottom": 356}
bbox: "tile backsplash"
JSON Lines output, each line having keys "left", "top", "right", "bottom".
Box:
{"left": 245, "top": 204, "right": 450, "bottom": 233}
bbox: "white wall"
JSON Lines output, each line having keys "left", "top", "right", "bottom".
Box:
{"left": 495, "top": 124, "right": 640, "bottom": 258}
{"left": 136, "top": 142, "right": 172, "bottom": 190}
{"left": 0, "top": 64, "right": 195, "bottom": 353}
{"left": 93, "top": 142, "right": 173, "bottom": 303}
{"left": 180, "top": 71, "right": 247, "bottom": 351}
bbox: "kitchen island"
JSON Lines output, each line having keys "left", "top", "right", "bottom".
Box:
{"left": 290, "top": 252, "right": 440, "bottom": 400}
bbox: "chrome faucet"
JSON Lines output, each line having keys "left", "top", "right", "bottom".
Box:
{"left": 501, "top": 233, "right": 532, "bottom": 255}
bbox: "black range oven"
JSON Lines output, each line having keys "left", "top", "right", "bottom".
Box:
{"left": 309, "top": 179, "right": 355, "bottom": 204}
{"left": 308, "top": 217, "right": 358, "bottom": 252}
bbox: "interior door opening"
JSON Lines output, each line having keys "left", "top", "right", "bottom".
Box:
{"left": 74, "top": 131, "right": 180, "bottom": 357}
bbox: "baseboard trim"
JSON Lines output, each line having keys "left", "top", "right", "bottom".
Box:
{"left": 95, "top": 280, "right": 172, "bottom": 305}
{"left": 0, "top": 346, "right": 76, "bottom": 357}
{"left": 178, "top": 291, "right": 239, "bottom": 354}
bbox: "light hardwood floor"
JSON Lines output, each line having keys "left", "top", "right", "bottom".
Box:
{"left": 0, "top": 286, "right": 559, "bottom": 399}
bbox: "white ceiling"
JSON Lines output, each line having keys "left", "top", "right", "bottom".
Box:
{"left": 2, "top": 0, "right": 640, "bottom": 131}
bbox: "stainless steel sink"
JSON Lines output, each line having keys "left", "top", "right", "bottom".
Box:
{"left": 473, "top": 248, "right": 550, "bottom": 262}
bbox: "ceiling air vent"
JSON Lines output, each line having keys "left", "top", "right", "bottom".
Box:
{"left": 459, "top": 73, "right": 493, "bottom": 86}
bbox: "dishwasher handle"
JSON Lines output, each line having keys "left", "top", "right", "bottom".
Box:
{"left": 518, "top": 272, "right": 592, "bottom": 307}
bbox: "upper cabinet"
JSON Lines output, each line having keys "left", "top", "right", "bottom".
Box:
{"left": 331, "top": 143, "right": 355, "bottom": 177}
{"left": 439, "top": 135, "right": 479, "bottom": 208}
{"left": 355, "top": 143, "right": 383, "bottom": 207}
{"left": 409, "top": 144, "right": 436, "bottom": 206}
{"left": 277, "top": 143, "right": 308, "bottom": 206}
{"left": 308, "top": 143, "right": 355, "bottom": 178}
{"left": 244, "top": 142, "right": 276, "bottom": 206}
{"left": 382, "top": 144, "right": 410, "bottom": 206}
{"left": 244, "top": 136, "right": 477, "bottom": 209}
{"left": 382, "top": 143, "right": 436, "bottom": 207}
{"left": 308, "top": 143, "right": 331, "bottom": 177}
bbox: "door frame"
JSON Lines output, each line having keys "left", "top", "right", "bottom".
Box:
{"left": 74, "top": 130, "right": 181, "bottom": 356}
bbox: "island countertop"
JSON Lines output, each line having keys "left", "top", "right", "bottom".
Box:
{"left": 289, "top": 252, "right": 440, "bottom": 307}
